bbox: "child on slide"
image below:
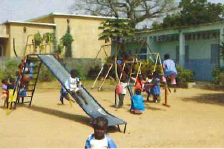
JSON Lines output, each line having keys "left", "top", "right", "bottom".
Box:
{"left": 60, "top": 69, "right": 88, "bottom": 105}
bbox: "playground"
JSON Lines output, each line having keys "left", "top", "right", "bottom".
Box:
{"left": 0, "top": 81, "right": 224, "bottom": 148}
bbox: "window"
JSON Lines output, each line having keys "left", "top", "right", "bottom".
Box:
{"left": 211, "top": 44, "right": 219, "bottom": 65}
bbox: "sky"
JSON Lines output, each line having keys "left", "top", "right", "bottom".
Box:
{"left": 0, "top": 0, "right": 224, "bottom": 27}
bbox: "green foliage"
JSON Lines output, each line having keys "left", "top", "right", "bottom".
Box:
{"left": 98, "top": 19, "right": 135, "bottom": 43}
{"left": 34, "top": 32, "right": 43, "bottom": 46}
{"left": 0, "top": 60, "right": 19, "bottom": 81}
{"left": 61, "top": 33, "right": 74, "bottom": 58}
{"left": 176, "top": 65, "right": 194, "bottom": 84}
{"left": 87, "top": 65, "right": 101, "bottom": 79}
{"left": 211, "top": 67, "right": 224, "bottom": 85}
{"left": 153, "top": 0, "right": 224, "bottom": 29}
{"left": 56, "top": 42, "right": 64, "bottom": 54}
{"left": 133, "top": 60, "right": 164, "bottom": 76}
{"left": 0, "top": 67, "right": 7, "bottom": 80}
{"left": 73, "top": 65, "right": 86, "bottom": 80}
{"left": 5, "top": 60, "right": 19, "bottom": 78}
{"left": 43, "top": 32, "right": 54, "bottom": 44}
{"left": 38, "top": 65, "right": 55, "bottom": 82}
{"left": 61, "top": 33, "right": 73, "bottom": 47}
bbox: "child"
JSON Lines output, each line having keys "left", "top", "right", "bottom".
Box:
{"left": 131, "top": 88, "right": 145, "bottom": 114}
{"left": 60, "top": 69, "right": 88, "bottom": 105}
{"left": 18, "top": 84, "right": 26, "bottom": 104}
{"left": 145, "top": 74, "right": 153, "bottom": 102}
{"left": 116, "top": 75, "right": 128, "bottom": 108}
{"left": 163, "top": 54, "right": 177, "bottom": 92}
{"left": 1, "top": 79, "right": 8, "bottom": 107}
{"left": 150, "top": 71, "right": 161, "bottom": 103}
{"left": 85, "top": 117, "right": 117, "bottom": 149}
{"left": 7, "top": 78, "right": 17, "bottom": 108}
{"left": 7, "top": 77, "right": 16, "bottom": 90}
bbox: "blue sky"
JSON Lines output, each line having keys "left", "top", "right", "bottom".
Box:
{"left": 0, "top": 0, "right": 223, "bottom": 25}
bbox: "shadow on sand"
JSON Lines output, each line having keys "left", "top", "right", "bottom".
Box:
{"left": 22, "top": 105, "right": 124, "bottom": 133}
{"left": 181, "top": 92, "right": 224, "bottom": 106}
{"left": 24, "top": 105, "right": 91, "bottom": 127}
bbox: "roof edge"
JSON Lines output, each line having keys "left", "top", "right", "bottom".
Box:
{"left": 4, "top": 20, "right": 56, "bottom": 27}
{"left": 137, "top": 20, "right": 224, "bottom": 34}
{"left": 28, "top": 12, "right": 118, "bottom": 22}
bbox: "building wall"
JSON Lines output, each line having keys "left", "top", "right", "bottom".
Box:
{"left": 185, "top": 38, "right": 219, "bottom": 81}
{"left": 53, "top": 16, "right": 111, "bottom": 59}
{"left": 148, "top": 37, "right": 220, "bottom": 81}
{"left": 8, "top": 23, "right": 54, "bottom": 57}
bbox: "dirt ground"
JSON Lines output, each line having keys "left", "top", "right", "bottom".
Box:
{"left": 0, "top": 81, "right": 224, "bottom": 148}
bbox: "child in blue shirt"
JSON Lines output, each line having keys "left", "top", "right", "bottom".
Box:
{"left": 150, "top": 71, "right": 161, "bottom": 103}
{"left": 85, "top": 117, "right": 117, "bottom": 149}
{"left": 131, "top": 88, "right": 145, "bottom": 114}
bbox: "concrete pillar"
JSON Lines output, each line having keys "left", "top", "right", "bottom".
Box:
{"left": 179, "top": 31, "right": 185, "bottom": 67}
{"left": 220, "top": 28, "right": 224, "bottom": 67}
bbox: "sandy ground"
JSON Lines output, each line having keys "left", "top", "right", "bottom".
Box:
{"left": 0, "top": 82, "right": 224, "bottom": 148}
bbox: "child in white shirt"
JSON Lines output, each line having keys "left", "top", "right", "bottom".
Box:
{"left": 60, "top": 69, "right": 88, "bottom": 105}
{"left": 85, "top": 117, "right": 117, "bottom": 149}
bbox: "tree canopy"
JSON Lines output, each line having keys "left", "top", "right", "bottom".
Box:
{"left": 152, "top": 0, "right": 224, "bottom": 29}
{"left": 71, "top": 0, "right": 176, "bottom": 28}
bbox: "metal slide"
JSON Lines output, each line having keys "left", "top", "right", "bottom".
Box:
{"left": 37, "top": 54, "right": 127, "bottom": 132}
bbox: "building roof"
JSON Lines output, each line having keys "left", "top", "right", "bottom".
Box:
{"left": 4, "top": 20, "right": 56, "bottom": 27}
{"left": 137, "top": 21, "right": 224, "bottom": 35}
{"left": 28, "top": 12, "right": 117, "bottom": 22}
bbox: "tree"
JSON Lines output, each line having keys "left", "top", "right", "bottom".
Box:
{"left": 71, "top": 0, "right": 176, "bottom": 28}
{"left": 98, "top": 19, "right": 135, "bottom": 80}
{"left": 61, "top": 26, "right": 74, "bottom": 58}
{"left": 152, "top": 0, "right": 224, "bottom": 29}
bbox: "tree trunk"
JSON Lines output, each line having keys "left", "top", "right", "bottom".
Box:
{"left": 114, "top": 41, "right": 119, "bottom": 82}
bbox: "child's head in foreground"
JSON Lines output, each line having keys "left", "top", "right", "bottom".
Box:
{"left": 92, "top": 117, "right": 108, "bottom": 139}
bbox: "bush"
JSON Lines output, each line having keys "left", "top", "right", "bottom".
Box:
{"left": 87, "top": 65, "right": 101, "bottom": 79}
{"left": 38, "top": 65, "right": 55, "bottom": 82}
{"left": 1, "top": 60, "right": 20, "bottom": 80}
{"left": 176, "top": 65, "right": 194, "bottom": 84}
{"left": 73, "top": 65, "right": 86, "bottom": 80}
{"left": 211, "top": 67, "right": 224, "bottom": 85}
